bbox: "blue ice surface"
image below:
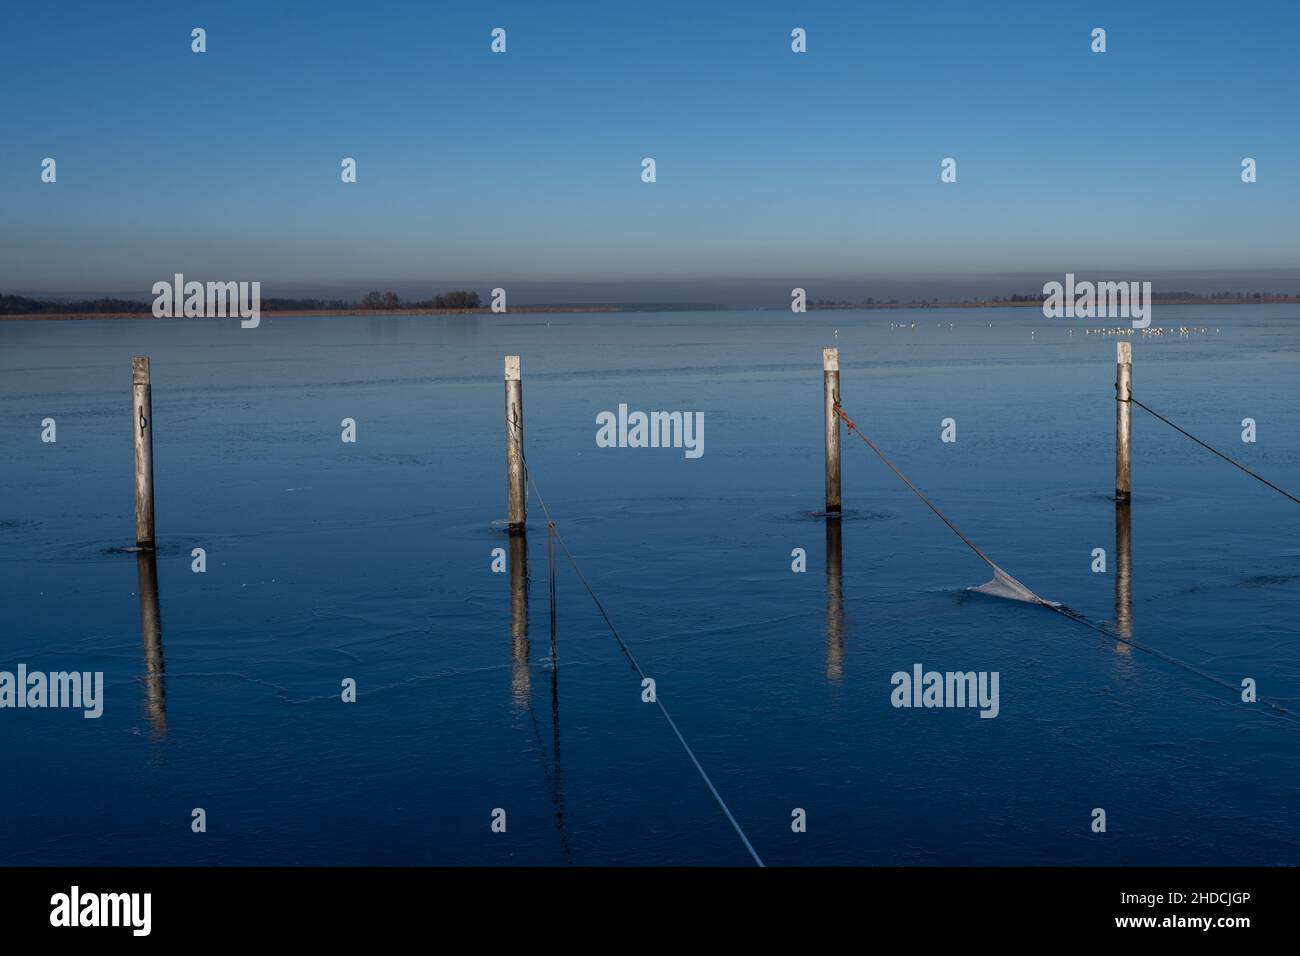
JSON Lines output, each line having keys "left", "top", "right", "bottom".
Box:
{"left": 1, "top": 305, "right": 1297, "bottom": 865}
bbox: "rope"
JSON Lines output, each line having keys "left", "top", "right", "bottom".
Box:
{"left": 833, "top": 397, "right": 1005, "bottom": 576}
{"left": 523, "top": 682, "right": 575, "bottom": 864}
{"left": 1126, "top": 392, "right": 1300, "bottom": 505}
{"left": 1050, "top": 603, "right": 1300, "bottom": 725}
{"left": 512, "top": 429, "right": 765, "bottom": 867}
{"left": 833, "top": 396, "right": 1300, "bottom": 728}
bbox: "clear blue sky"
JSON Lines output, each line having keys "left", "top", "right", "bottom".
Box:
{"left": 1, "top": 0, "right": 1296, "bottom": 300}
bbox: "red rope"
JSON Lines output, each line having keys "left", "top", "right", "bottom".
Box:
{"left": 832, "top": 400, "right": 999, "bottom": 571}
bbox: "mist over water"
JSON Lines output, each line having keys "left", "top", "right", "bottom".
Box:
{"left": 2, "top": 305, "right": 1298, "bottom": 865}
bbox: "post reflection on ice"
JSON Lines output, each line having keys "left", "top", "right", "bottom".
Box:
{"left": 1114, "top": 502, "right": 1133, "bottom": 660}
{"left": 135, "top": 549, "right": 166, "bottom": 734}
{"left": 509, "top": 531, "right": 530, "bottom": 706}
{"left": 825, "top": 516, "right": 844, "bottom": 683}
{"left": 504, "top": 529, "right": 571, "bottom": 862}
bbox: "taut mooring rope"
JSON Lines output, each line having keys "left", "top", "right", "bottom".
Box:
{"left": 833, "top": 398, "right": 1008, "bottom": 576}
{"left": 511, "top": 429, "right": 765, "bottom": 867}
{"left": 1049, "top": 602, "right": 1300, "bottom": 725}
{"left": 1124, "top": 391, "right": 1300, "bottom": 505}
{"left": 833, "top": 397, "right": 1300, "bottom": 728}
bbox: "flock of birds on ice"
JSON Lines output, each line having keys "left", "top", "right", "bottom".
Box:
{"left": 877, "top": 321, "right": 1222, "bottom": 339}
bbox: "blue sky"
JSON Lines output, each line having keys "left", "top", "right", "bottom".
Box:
{"left": 1, "top": 0, "right": 1296, "bottom": 300}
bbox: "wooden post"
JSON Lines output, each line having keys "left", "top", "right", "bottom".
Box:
{"left": 1115, "top": 342, "right": 1132, "bottom": 502}
{"left": 505, "top": 355, "right": 526, "bottom": 532}
{"left": 132, "top": 357, "right": 156, "bottom": 548}
{"left": 823, "top": 347, "right": 841, "bottom": 513}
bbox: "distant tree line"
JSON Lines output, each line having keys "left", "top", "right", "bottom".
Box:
{"left": 263, "top": 297, "right": 352, "bottom": 311}
{"left": 0, "top": 293, "right": 151, "bottom": 315}
{"left": 358, "top": 291, "right": 402, "bottom": 309}
{"left": 359, "top": 290, "right": 482, "bottom": 309}
{"left": 5, "top": 288, "right": 1298, "bottom": 316}
{"left": 1204, "top": 290, "right": 1300, "bottom": 300}
{"left": 1, "top": 290, "right": 486, "bottom": 314}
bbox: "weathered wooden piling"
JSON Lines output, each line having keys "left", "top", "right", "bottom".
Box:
{"left": 1115, "top": 342, "right": 1132, "bottom": 501}
{"left": 505, "top": 355, "right": 526, "bottom": 532}
{"left": 131, "top": 357, "right": 156, "bottom": 548}
{"left": 823, "top": 347, "right": 841, "bottom": 514}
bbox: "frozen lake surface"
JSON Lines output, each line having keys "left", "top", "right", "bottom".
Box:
{"left": 1, "top": 305, "right": 1297, "bottom": 865}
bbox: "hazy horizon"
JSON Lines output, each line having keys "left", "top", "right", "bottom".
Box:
{"left": 3, "top": 0, "right": 1298, "bottom": 306}
{"left": 7, "top": 267, "right": 1300, "bottom": 310}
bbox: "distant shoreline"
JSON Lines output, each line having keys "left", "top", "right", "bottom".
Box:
{"left": 0, "top": 306, "right": 623, "bottom": 321}
{"left": 2, "top": 297, "right": 1296, "bottom": 321}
